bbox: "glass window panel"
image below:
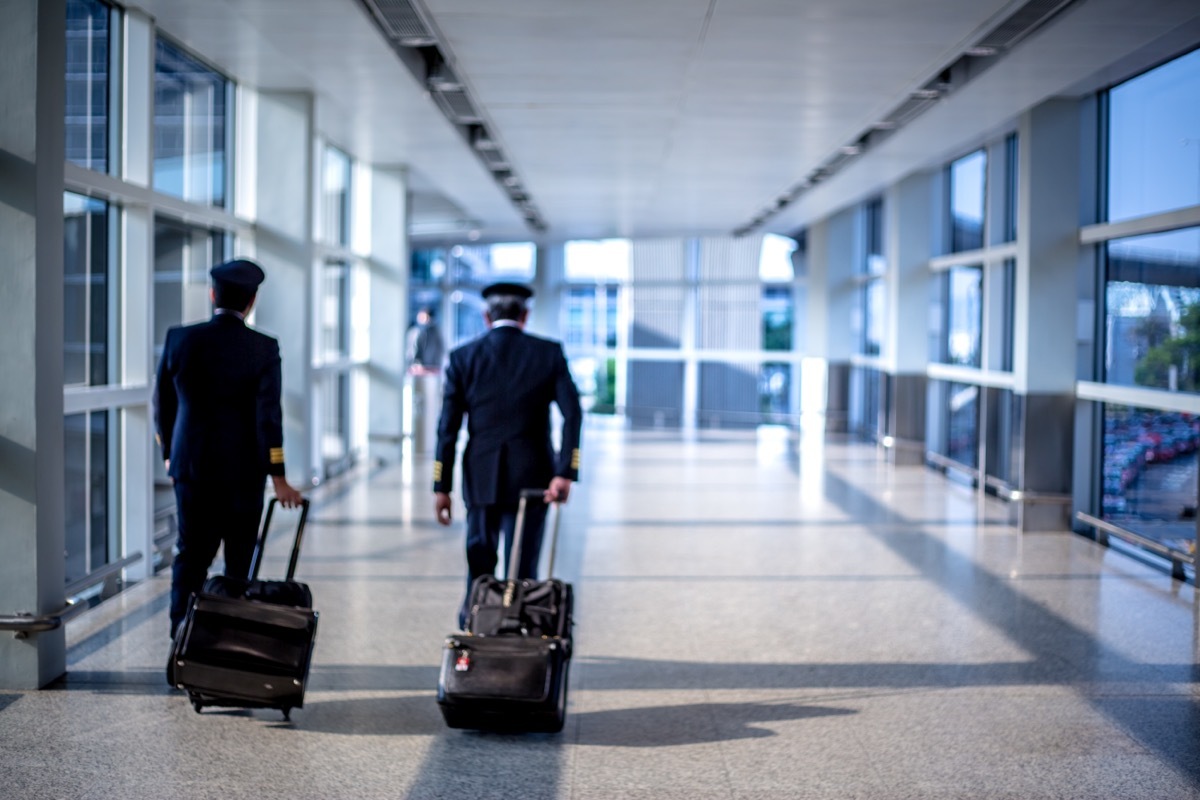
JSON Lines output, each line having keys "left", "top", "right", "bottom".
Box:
{"left": 448, "top": 242, "right": 536, "bottom": 285}
{"left": 154, "top": 219, "right": 229, "bottom": 365}
{"left": 63, "top": 192, "right": 110, "bottom": 387}
{"left": 321, "top": 260, "right": 351, "bottom": 361}
{"left": 1104, "top": 227, "right": 1200, "bottom": 391}
{"left": 64, "top": 413, "right": 88, "bottom": 584}
{"left": 1107, "top": 47, "right": 1200, "bottom": 223}
{"left": 760, "top": 363, "right": 791, "bottom": 421}
{"left": 1004, "top": 134, "right": 1019, "bottom": 243}
{"left": 564, "top": 239, "right": 630, "bottom": 282}
{"left": 89, "top": 411, "right": 109, "bottom": 572}
{"left": 65, "top": 0, "right": 110, "bottom": 172}
{"left": 862, "top": 279, "right": 885, "bottom": 356}
{"left": 759, "top": 234, "right": 796, "bottom": 281}
{"left": 762, "top": 286, "right": 793, "bottom": 352}
{"left": 950, "top": 150, "right": 987, "bottom": 252}
{"left": 1000, "top": 259, "right": 1016, "bottom": 372}
{"left": 322, "top": 146, "right": 351, "bottom": 247}
{"left": 411, "top": 249, "right": 447, "bottom": 282}
{"left": 154, "top": 37, "right": 228, "bottom": 207}
{"left": 946, "top": 381, "right": 979, "bottom": 469}
{"left": 1101, "top": 403, "right": 1198, "bottom": 557}
{"left": 945, "top": 265, "right": 983, "bottom": 367}
{"left": 863, "top": 198, "right": 886, "bottom": 276}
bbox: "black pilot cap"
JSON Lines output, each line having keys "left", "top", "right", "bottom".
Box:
{"left": 210, "top": 258, "right": 266, "bottom": 290}
{"left": 481, "top": 281, "right": 534, "bottom": 300}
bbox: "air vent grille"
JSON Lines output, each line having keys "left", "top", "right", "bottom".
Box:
{"left": 975, "top": 0, "right": 1076, "bottom": 51}
{"left": 364, "top": 0, "right": 431, "bottom": 40}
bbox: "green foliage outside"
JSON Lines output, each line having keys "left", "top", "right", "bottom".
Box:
{"left": 1134, "top": 304, "right": 1200, "bottom": 391}
{"left": 591, "top": 357, "right": 617, "bottom": 414}
{"left": 763, "top": 314, "right": 792, "bottom": 352}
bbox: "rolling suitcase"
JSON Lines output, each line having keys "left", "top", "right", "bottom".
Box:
{"left": 169, "top": 498, "right": 317, "bottom": 720}
{"left": 437, "top": 489, "right": 573, "bottom": 733}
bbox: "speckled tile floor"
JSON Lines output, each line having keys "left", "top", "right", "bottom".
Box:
{"left": 3, "top": 423, "right": 1200, "bottom": 799}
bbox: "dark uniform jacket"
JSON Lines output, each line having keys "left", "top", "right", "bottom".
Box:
{"left": 434, "top": 325, "right": 582, "bottom": 507}
{"left": 153, "top": 313, "right": 287, "bottom": 486}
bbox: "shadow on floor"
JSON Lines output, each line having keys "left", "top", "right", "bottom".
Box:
{"left": 570, "top": 700, "right": 856, "bottom": 747}
{"left": 0, "top": 694, "right": 21, "bottom": 713}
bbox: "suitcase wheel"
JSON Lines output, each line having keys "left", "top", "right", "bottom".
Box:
{"left": 281, "top": 707, "right": 292, "bottom": 722}
{"left": 191, "top": 700, "right": 204, "bottom": 714}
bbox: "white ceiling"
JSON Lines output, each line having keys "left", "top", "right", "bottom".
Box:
{"left": 136, "top": 0, "right": 1200, "bottom": 244}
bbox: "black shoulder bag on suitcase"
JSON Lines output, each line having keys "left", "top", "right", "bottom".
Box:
{"left": 437, "top": 489, "right": 574, "bottom": 733}
{"left": 170, "top": 498, "right": 318, "bottom": 720}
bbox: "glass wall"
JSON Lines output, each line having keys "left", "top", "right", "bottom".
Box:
{"left": 64, "top": 411, "right": 117, "bottom": 585}
{"left": 1101, "top": 404, "right": 1199, "bottom": 555}
{"left": 1085, "top": 45, "right": 1200, "bottom": 565}
{"left": 65, "top": 0, "right": 111, "bottom": 172}
{"left": 949, "top": 150, "right": 986, "bottom": 253}
{"left": 857, "top": 198, "right": 886, "bottom": 356}
{"left": 945, "top": 264, "right": 983, "bottom": 367}
{"left": 322, "top": 146, "right": 351, "bottom": 248}
{"left": 63, "top": 193, "right": 114, "bottom": 387}
{"left": 153, "top": 217, "right": 228, "bottom": 359}
{"left": 1107, "top": 47, "right": 1200, "bottom": 224}
{"left": 1103, "top": 227, "right": 1200, "bottom": 391}
{"left": 154, "top": 36, "right": 229, "bottom": 207}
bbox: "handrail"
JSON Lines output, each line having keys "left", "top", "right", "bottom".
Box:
{"left": 63, "top": 551, "right": 143, "bottom": 597}
{"left": 1076, "top": 511, "right": 1195, "bottom": 566}
{"left": 0, "top": 600, "right": 88, "bottom": 637}
{"left": 0, "top": 551, "right": 144, "bottom": 637}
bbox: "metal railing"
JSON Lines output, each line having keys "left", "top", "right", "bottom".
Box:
{"left": 0, "top": 551, "right": 142, "bottom": 638}
{"left": 1076, "top": 511, "right": 1194, "bottom": 581}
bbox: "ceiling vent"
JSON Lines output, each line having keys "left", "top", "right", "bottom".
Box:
{"left": 362, "top": 0, "right": 435, "bottom": 44}
{"left": 975, "top": 0, "right": 1077, "bottom": 51}
{"left": 355, "top": 0, "right": 547, "bottom": 233}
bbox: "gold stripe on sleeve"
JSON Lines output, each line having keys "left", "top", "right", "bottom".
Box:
{"left": 433, "top": 461, "right": 443, "bottom": 482}
{"left": 269, "top": 448, "right": 285, "bottom": 464}
{"left": 570, "top": 449, "right": 581, "bottom": 469}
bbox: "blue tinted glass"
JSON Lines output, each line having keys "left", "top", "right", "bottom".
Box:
{"left": 950, "top": 150, "right": 986, "bottom": 252}
{"left": 1108, "top": 48, "right": 1200, "bottom": 223}
{"left": 1102, "top": 404, "right": 1198, "bottom": 558}
{"left": 1104, "top": 227, "right": 1200, "bottom": 391}
{"left": 946, "top": 265, "right": 983, "bottom": 367}
{"left": 946, "top": 381, "right": 979, "bottom": 468}
{"left": 762, "top": 286, "right": 792, "bottom": 351}
{"left": 862, "top": 280, "right": 884, "bottom": 355}
{"left": 65, "top": 0, "right": 109, "bottom": 171}
{"left": 63, "top": 192, "right": 109, "bottom": 386}
{"left": 154, "top": 38, "right": 228, "bottom": 207}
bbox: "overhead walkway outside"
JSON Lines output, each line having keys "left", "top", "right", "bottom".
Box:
{"left": 3, "top": 421, "right": 1199, "bottom": 799}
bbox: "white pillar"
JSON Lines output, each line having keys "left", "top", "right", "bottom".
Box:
{"left": 247, "top": 90, "right": 317, "bottom": 485}
{"left": 368, "top": 166, "right": 409, "bottom": 465}
{"left": 1011, "top": 98, "right": 1084, "bottom": 530}
{"left": 882, "top": 171, "right": 936, "bottom": 462}
{"left": 0, "top": 0, "right": 68, "bottom": 688}
{"left": 120, "top": 9, "right": 155, "bottom": 582}
{"left": 805, "top": 212, "right": 856, "bottom": 430}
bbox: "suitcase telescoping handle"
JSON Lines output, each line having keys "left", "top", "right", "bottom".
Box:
{"left": 502, "top": 489, "right": 563, "bottom": 608}
{"left": 250, "top": 497, "right": 311, "bottom": 582}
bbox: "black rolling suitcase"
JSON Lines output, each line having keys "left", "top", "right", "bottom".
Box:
{"left": 169, "top": 498, "right": 317, "bottom": 720}
{"left": 437, "top": 489, "right": 573, "bottom": 733}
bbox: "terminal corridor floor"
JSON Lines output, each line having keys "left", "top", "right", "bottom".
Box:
{"left": 4, "top": 425, "right": 1200, "bottom": 799}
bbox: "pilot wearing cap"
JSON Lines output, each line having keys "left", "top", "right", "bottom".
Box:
{"left": 153, "top": 258, "right": 304, "bottom": 645}
{"left": 433, "top": 280, "right": 583, "bottom": 628}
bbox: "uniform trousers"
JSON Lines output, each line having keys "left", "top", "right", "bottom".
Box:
{"left": 169, "top": 479, "right": 266, "bottom": 637}
{"left": 460, "top": 501, "right": 548, "bottom": 628}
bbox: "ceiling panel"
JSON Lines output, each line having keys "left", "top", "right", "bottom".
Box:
{"left": 133, "top": 0, "right": 1200, "bottom": 243}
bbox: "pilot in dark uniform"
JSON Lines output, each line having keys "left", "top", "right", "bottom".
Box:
{"left": 433, "top": 281, "right": 583, "bottom": 627}
{"left": 153, "top": 258, "right": 303, "bottom": 639}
